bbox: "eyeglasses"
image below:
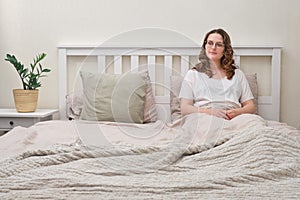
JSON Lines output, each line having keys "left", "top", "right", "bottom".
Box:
{"left": 206, "top": 41, "right": 224, "bottom": 48}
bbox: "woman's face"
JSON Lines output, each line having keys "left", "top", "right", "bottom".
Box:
{"left": 205, "top": 33, "right": 224, "bottom": 63}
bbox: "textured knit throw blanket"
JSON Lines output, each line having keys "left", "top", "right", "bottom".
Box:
{"left": 0, "top": 113, "right": 299, "bottom": 199}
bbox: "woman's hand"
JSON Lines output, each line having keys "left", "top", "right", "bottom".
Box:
{"left": 199, "top": 107, "right": 230, "bottom": 120}
{"left": 226, "top": 99, "right": 255, "bottom": 119}
{"left": 181, "top": 98, "right": 255, "bottom": 120}
{"left": 225, "top": 109, "right": 240, "bottom": 120}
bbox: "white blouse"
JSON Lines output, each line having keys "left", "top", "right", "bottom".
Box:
{"left": 179, "top": 69, "right": 253, "bottom": 109}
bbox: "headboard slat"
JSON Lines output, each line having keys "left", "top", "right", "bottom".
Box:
{"left": 97, "top": 55, "right": 105, "bottom": 73}
{"left": 130, "top": 55, "right": 139, "bottom": 72}
{"left": 234, "top": 55, "right": 241, "bottom": 66}
{"left": 164, "top": 55, "right": 172, "bottom": 96}
{"left": 114, "top": 56, "right": 122, "bottom": 74}
{"left": 147, "top": 55, "right": 156, "bottom": 95}
{"left": 181, "top": 56, "right": 189, "bottom": 76}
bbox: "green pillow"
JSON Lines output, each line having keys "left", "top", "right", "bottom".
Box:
{"left": 80, "top": 71, "right": 147, "bottom": 123}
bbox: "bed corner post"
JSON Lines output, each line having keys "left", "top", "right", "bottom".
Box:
{"left": 58, "top": 47, "right": 67, "bottom": 120}
{"left": 272, "top": 47, "right": 281, "bottom": 121}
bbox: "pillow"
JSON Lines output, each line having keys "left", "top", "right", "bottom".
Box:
{"left": 170, "top": 76, "right": 184, "bottom": 122}
{"left": 169, "top": 73, "right": 259, "bottom": 122}
{"left": 66, "top": 71, "right": 158, "bottom": 123}
{"left": 66, "top": 91, "right": 83, "bottom": 120}
{"left": 245, "top": 73, "right": 258, "bottom": 114}
{"left": 143, "top": 72, "right": 158, "bottom": 122}
{"left": 80, "top": 71, "right": 147, "bottom": 123}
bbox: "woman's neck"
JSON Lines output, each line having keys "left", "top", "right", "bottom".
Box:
{"left": 210, "top": 62, "right": 226, "bottom": 79}
{"left": 210, "top": 60, "right": 222, "bottom": 71}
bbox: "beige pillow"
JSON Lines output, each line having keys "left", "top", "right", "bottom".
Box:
{"left": 170, "top": 76, "right": 184, "bottom": 122}
{"left": 67, "top": 71, "right": 158, "bottom": 123}
{"left": 169, "top": 73, "right": 259, "bottom": 122}
{"left": 245, "top": 73, "right": 258, "bottom": 114}
{"left": 66, "top": 91, "right": 83, "bottom": 120}
{"left": 143, "top": 72, "right": 158, "bottom": 122}
{"left": 80, "top": 71, "right": 147, "bottom": 123}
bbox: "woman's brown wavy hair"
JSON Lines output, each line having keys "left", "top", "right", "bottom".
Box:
{"left": 193, "top": 28, "right": 237, "bottom": 79}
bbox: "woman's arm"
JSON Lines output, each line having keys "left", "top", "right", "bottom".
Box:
{"left": 226, "top": 99, "right": 255, "bottom": 119}
{"left": 180, "top": 98, "right": 198, "bottom": 116}
{"left": 180, "top": 98, "right": 230, "bottom": 119}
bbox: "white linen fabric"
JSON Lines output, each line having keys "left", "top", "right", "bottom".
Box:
{"left": 179, "top": 69, "right": 254, "bottom": 108}
{"left": 0, "top": 114, "right": 299, "bottom": 199}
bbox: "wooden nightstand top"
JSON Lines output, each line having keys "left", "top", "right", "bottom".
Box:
{"left": 0, "top": 109, "right": 58, "bottom": 118}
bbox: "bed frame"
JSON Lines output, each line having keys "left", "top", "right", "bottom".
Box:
{"left": 58, "top": 45, "right": 281, "bottom": 122}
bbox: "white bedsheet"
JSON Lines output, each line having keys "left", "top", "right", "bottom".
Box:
{"left": 0, "top": 113, "right": 299, "bottom": 199}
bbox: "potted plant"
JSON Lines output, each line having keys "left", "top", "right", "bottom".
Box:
{"left": 5, "top": 53, "right": 51, "bottom": 112}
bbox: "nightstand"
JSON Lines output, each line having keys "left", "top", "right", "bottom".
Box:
{"left": 0, "top": 109, "right": 58, "bottom": 132}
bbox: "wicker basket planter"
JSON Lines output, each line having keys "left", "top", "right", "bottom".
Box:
{"left": 13, "top": 89, "right": 39, "bottom": 112}
{"left": 5, "top": 53, "right": 51, "bottom": 113}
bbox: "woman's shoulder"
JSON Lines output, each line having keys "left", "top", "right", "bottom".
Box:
{"left": 234, "top": 68, "right": 243, "bottom": 73}
{"left": 184, "top": 69, "right": 204, "bottom": 82}
{"left": 187, "top": 68, "right": 206, "bottom": 75}
{"left": 188, "top": 68, "right": 197, "bottom": 72}
{"left": 234, "top": 68, "right": 246, "bottom": 76}
{"left": 233, "top": 68, "right": 249, "bottom": 82}
{"left": 187, "top": 68, "right": 207, "bottom": 76}
{"left": 185, "top": 69, "right": 198, "bottom": 76}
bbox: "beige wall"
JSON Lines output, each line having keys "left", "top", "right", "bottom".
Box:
{"left": 0, "top": 0, "right": 299, "bottom": 128}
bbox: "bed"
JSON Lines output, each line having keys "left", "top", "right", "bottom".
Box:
{"left": 0, "top": 45, "right": 299, "bottom": 199}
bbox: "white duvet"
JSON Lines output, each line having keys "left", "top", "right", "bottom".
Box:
{"left": 0, "top": 113, "right": 299, "bottom": 199}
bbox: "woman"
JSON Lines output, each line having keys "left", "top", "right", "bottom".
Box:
{"left": 179, "top": 28, "right": 255, "bottom": 120}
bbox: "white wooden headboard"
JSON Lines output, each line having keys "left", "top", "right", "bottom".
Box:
{"left": 58, "top": 45, "right": 281, "bottom": 122}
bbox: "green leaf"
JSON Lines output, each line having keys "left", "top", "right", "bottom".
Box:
{"left": 5, "top": 52, "right": 51, "bottom": 90}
